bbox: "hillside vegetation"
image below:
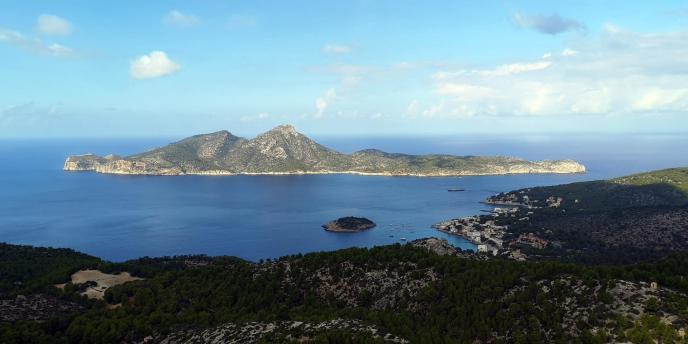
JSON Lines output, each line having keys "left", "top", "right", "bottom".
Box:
{"left": 0, "top": 243, "right": 100, "bottom": 295}
{"left": 484, "top": 168, "right": 688, "bottom": 264}
{"left": 3, "top": 242, "right": 688, "bottom": 343}
{"left": 614, "top": 168, "right": 688, "bottom": 194}
{"left": 489, "top": 168, "right": 688, "bottom": 212}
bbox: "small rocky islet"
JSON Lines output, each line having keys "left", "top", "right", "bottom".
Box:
{"left": 322, "top": 217, "right": 376, "bottom": 232}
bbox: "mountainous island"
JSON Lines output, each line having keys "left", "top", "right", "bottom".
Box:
{"left": 63, "top": 125, "right": 586, "bottom": 176}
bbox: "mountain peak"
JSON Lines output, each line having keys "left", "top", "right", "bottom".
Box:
{"left": 180, "top": 130, "right": 239, "bottom": 145}
{"left": 268, "top": 124, "right": 298, "bottom": 136}
{"left": 207, "top": 130, "right": 233, "bottom": 138}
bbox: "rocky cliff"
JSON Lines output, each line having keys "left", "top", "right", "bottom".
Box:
{"left": 64, "top": 124, "right": 586, "bottom": 176}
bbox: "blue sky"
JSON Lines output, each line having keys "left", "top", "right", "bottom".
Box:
{"left": 1, "top": 1, "right": 687, "bottom": 137}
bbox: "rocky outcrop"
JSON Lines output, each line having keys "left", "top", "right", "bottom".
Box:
{"left": 410, "top": 237, "right": 485, "bottom": 260}
{"left": 63, "top": 154, "right": 108, "bottom": 171}
{"left": 64, "top": 125, "right": 586, "bottom": 176}
{"left": 64, "top": 156, "right": 184, "bottom": 175}
{"left": 140, "top": 319, "right": 409, "bottom": 343}
{"left": 323, "top": 217, "right": 376, "bottom": 232}
{"left": 0, "top": 294, "right": 84, "bottom": 322}
{"left": 411, "top": 238, "right": 459, "bottom": 256}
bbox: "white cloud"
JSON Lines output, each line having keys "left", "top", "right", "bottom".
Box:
{"left": 311, "top": 64, "right": 370, "bottom": 89}
{"left": 240, "top": 112, "right": 270, "bottom": 122}
{"left": 603, "top": 23, "right": 622, "bottom": 34}
{"left": 315, "top": 88, "right": 337, "bottom": 118}
{"left": 632, "top": 89, "right": 688, "bottom": 111}
{"left": 422, "top": 103, "right": 446, "bottom": 118}
{"left": 47, "top": 43, "right": 73, "bottom": 56}
{"left": 130, "top": 51, "right": 181, "bottom": 80}
{"left": 407, "top": 100, "right": 420, "bottom": 116}
{"left": 482, "top": 61, "right": 552, "bottom": 77}
{"left": 436, "top": 83, "right": 494, "bottom": 99}
{"left": 341, "top": 75, "right": 362, "bottom": 87}
{"left": 0, "top": 27, "right": 74, "bottom": 57}
{"left": 562, "top": 48, "right": 578, "bottom": 56}
{"left": 427, "top": 26, "right": 688, "bottom": 118}
{"left": 322, "top": 44, "right": 352, "bottom": 54}
{"left": 433, "top": 61, "right": 551, "bottom": 80}
{"left": 36, "top": 14, "right": 73, "bottom": 36}
{"left": 164, "top": 10, "right": 200, "bottom": 27}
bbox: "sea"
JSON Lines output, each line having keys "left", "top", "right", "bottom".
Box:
{"left": 1, "top": 133, "right": 687, "bottom": 262}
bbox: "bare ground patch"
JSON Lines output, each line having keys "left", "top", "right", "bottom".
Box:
{"left": 55, "top": 269, "right": 142, "bottom": 300}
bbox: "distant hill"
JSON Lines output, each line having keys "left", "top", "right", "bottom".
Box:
{"left": 484, "top": 167, "right": 688, "bottom": 264}
{"left": 488, "top": 167, "right": 688, "bottom": 211}
{"left": 614, "top": 168, "right": 688, "bottom": 194}
{"left": 64, "top": 124, "right": 586, "bottom": 176}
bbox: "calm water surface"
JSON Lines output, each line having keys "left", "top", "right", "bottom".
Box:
{"left": 1, "top": 134, "right": 687, "bottom": 261}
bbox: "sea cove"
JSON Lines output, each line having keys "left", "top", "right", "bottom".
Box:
{"left": 2, "top": 134, "right": 687, "bottom": 262}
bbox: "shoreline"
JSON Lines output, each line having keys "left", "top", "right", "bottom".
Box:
{"left": 64, "top": 168, "right": 588, "bottom": 178}
{"left": 480, "top": 200, "right": 528, "bottom": 207}
{"left": 435, "top": 227, "right": 482, "bottom": 246}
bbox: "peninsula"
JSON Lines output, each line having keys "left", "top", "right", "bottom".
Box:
{"left": 64, "top": 125, "right": 586, "bottom": 176}
{"left": 435, "top": 167, "right": 688, "bottom": 263}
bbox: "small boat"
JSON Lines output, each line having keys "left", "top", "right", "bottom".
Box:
{"left": 448, "top": 189, "right": 465, "bottom": 192}
{"left": 400, "top": 237, "right": 407, "bottom": 241}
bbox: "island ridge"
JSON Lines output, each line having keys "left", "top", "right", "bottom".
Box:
{"left": 64, "top": 125, "right": 586, "bottom": 176}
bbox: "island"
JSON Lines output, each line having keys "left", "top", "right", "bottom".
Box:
{"left": 322, "top": 217, "right": 376, "bottom": 232}
{"left": 63, "top": 124, "right": 586, "bottom": 176}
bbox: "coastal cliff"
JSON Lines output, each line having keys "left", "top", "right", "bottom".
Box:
{"left": 64, "top": 125, "right": 586, "bottom": 176}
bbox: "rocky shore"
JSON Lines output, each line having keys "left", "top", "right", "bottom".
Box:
{"left": 63, "top": 156, "right": 587, "bottom": 176}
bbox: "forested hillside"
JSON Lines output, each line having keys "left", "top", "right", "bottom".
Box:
{"left": 480, "top": 168, "right": 688, "bottom": 264}
{"left": 2, "top": 242, "right": 688, "bottom": 343}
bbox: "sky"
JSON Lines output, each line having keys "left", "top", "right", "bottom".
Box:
{"left": 1, "top": 1, "right": 687, "bottom": 138}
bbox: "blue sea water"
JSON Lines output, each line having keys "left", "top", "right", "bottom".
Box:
{"left": 1, "top": 134, "right": 687, "bottom": 262}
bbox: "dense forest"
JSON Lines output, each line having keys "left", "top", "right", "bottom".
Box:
{"left": 2, "top": 242, "right": 688, "bottom": 343}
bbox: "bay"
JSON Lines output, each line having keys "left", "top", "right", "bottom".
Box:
{"left": 1, "top": 133, "right": 686, "bottom": 261}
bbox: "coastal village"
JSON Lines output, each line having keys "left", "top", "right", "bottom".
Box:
{"left": 433, "top": 189, "right": 565, "bottom": 261}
